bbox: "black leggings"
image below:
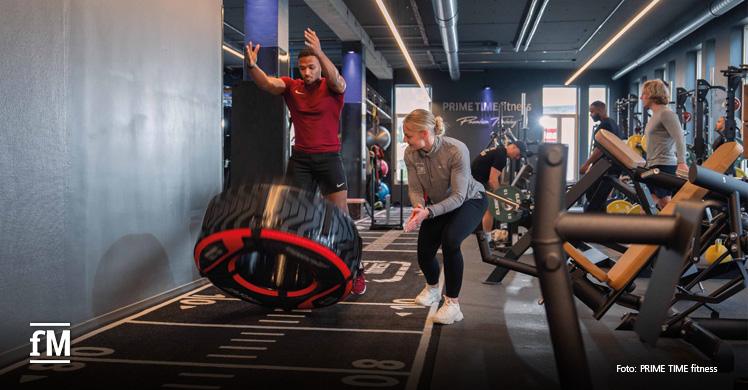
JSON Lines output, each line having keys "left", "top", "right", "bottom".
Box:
{"left": 417, "top": 194, "right": 487, "bottom": 298}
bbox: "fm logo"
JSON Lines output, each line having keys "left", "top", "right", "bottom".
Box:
{"left": 29, "top": 323, "right": 71, "bottom": 364}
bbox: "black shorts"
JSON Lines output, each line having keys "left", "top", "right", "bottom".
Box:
{"left": 647, "top": 164, "right": 677, "bottom": 198}
{"left": 286, "top": 151, "right": 348, "bottom": 196}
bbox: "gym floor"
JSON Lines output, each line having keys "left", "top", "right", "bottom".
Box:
{"left": 0, "top": 209, "right": 745, "bottom": 390}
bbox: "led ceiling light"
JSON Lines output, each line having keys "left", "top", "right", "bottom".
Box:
{"left": 514, "top": 0, "right": 539, "bottom": 52}
{"left": 522, "top": 0, "right": 549, "bottom": 52}
{"left": 565, "top": 0, "right": 660, "bottom": 86}
{"left": 375, "top": 0, "right": 427, "bottom": 94}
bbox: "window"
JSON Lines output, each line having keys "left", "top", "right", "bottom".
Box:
{"left": 659, "top": 66, "right": 671, "bottom": 107}
{"left": 696, "top": 48, "right": 703, "bottom": 80}
{"left": 542, "top": 87, "right": 578, "bottom": 181}
{"left": 542, "top": 87, "right": 577, "bottom": 115}
{"left": 394, "top": 85, "right": 432, "bottom": 184}
{"left": 667, "top": 61, "right": 676, "bottom": 106}
{"left": 654, "top": 68, "right": 665, "bottom": 81}
{"left": 588, "top": 86, "right": 608, "bottom": 151}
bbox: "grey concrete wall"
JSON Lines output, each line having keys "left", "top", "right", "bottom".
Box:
{"left": 0, "top": 0, "right": 222, "bottom": 354}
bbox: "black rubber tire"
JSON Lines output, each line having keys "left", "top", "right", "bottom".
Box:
{"left": 194, "top": 184, "right": 362, "bottom": 309}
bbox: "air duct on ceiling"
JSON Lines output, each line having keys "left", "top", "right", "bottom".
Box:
{"left": 612, "top": 0, "right": 744, "bottom": 80}
{"left": 433, "top": 0, "right": 460, "bottom": 80}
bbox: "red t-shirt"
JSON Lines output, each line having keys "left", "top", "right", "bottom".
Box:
{"left": 281, "top": 77, "right": 344, "bottom": 153}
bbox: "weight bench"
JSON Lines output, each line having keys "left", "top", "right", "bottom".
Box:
{"left": 480, "top": 128, "right": 664, "bottom": 283}
{"left": 562, "top": 141, "right": 743, "bottom": 318}
{"left": 530, "top": 143, "right": 724, "bottom": 382}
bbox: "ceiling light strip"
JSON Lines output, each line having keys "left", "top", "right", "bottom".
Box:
{"left": 522, "top": 0, "right": 549, "bottom": 52}
{"left": 565, "top": 0, "right": 660, "bottom": 85}
{"left": 514, "top": 0, "right": 539, "bottom": 52}
{"left": 375, "top": 0, "right": 427, "bottom": 91}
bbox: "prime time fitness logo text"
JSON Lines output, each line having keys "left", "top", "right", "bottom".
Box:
{"left": 440, "top": 101, "right": 533, "bottom": 113}
{"left": 440, "top": 100, "right": 533, "bottom": 128}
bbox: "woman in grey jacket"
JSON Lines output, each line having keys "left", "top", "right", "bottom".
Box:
{"left": 402, "top": 109, "right": 487, "bottom": 324}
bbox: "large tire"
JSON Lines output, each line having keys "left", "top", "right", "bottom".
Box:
{"left": 194, "top": 184, "right": 362, "bottom": 309}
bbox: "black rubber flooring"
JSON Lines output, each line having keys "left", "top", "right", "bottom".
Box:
{"left": 0, "top": 224, "right": 434, "bottom": 390}
{"left": 3, "top": 208, "right": 746, "bottom": 390}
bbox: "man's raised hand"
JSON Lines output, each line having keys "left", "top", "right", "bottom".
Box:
{"left": 244, "top": 41, "right": 260, "bottom": 67}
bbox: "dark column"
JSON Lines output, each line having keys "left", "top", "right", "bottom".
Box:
{"left": 229, "top": 0, "right": 290, "bottom": 186}
{"left": 532, "top": 144, "right": 593, "bottom": 390}
{"left": 341, "top": 42, "right": 366, "bottom": 198}
{"left": 578, "top": 85, "right": 590, "bottom": 167}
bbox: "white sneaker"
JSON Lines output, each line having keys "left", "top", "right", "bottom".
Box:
{"left": 432, "top": 299, "right": 464, "bottom": 324}
{"left": 414, "top": 284, "right": 441, "bottom": 306}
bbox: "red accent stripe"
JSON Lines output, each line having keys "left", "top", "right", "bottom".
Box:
{"left": 287, "top": 281, "right": 319, "bottom": 298}
{"left": 227, "top": 258, "right": 320, "bottom": 298}
{"left": 195, "top": 227, "right": 354, "bottom": 304}
{"left": 194, "top": 229, "right": 252, "bottom": 274}
{"left": 259, "top": 229, "right": 352, "bottom": 280}
{"left": 228, "top": 258, "right": 278, "bottom": 297}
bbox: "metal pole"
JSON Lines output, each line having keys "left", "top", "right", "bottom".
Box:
{"left": 400, "top": 169, "right": 404, "bottom": 226}
{"left": 694, "top": 79, "right": 709, "bottom": 163}
{"left": 521, "top": 92, "right": 528, "bottom": 129}
{"left": 557, "top": 213, "right": 678, "bottom": 244}
{"left": 728, "top": 192, "right": 742, "bottom": 259}
{"left": 688, "top": 164, "right": 748, "bottom": 199}
{"left": 532, "top": 144, "right": 593, "bottom": 390}
{"left": 370, "top": 151, "right": 376, "bottom": 228}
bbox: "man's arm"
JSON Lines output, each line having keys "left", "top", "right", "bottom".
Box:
{"left": 245, "top": 42, "right": 286, "bottom": 95}
{"left": 304, "top": 28, "right": 346, "bottom": 94}
{"left": 580, "top": 147, "right": 603, "bottom": 174}
{"left": 488, "top": 150, "right": 505, "bottom": 190}
{"left": 487, "top": 167, "right": 501, "bottom": 191}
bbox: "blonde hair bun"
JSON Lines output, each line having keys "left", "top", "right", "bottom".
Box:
{"left": 403, "top": 109, "right": 445, "bottom": 136}
{"left": 434, "top": 116, "right": 445, "bottom": 135}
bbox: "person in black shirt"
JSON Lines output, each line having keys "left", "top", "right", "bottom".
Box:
{"left": 580, "top": 101, "right": 623, "bottom": 212}
{"left": 580, "top": 101, "right": 622, "bottom": 174}
{"left": 471, "top": 140, "right": 526, "bottom": 231}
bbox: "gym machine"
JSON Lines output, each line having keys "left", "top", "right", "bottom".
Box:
{"left": 484, "top": 144, "right": 706, "bottom": 389}
{"left": 618, "top": 163, "right": 748, "bottom": 371}
{"left": 693, "top": 79, "right": 725, "bottom": 164}
{"left": 683, "top": 65, "right": 746, "bottom": 165}
{"left": 483, "top": 94, "right": 537, "bottom": 246}
{"left": 676, "top": 86, "right": 692, "bottom": 130}
{"left": 481, "top": 129, "right": 666, "bottom": 284}
{"left": 719, "top": 65, "right": 747, "bottom": 143}
{"left": 615, "top": 94, "right": 639, "bottom": 139}
{"left": 477, "top": 139, "right": 743, "bottom": 369}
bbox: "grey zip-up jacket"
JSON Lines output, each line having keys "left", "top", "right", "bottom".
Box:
{"left": 404, "top": 135, "right": 485, "bottom": 217}
{"left": 644, "top": 107, "right": 686, "bottom": 167}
